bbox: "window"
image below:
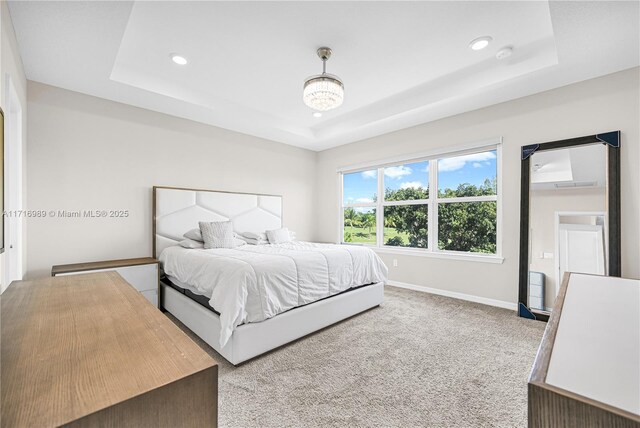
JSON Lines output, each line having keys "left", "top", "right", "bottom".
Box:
{"left": 342, "top": 170, "right": 377, "bottom": 244}
{"left": 382, "top": 161, "right": 429, "bottom": 248}
{"left": 437, "top": 150, "right": 497, "bottom": 254}
{"left": 339, "top": 146, "right": 500, "bottom": 258}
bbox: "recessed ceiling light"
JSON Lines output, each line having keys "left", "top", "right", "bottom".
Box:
{"left": 469, "top": 36, "right": 493, "bottom": 51}
{"left": 170, "top": 53, "right": 188, "bottom": 65}
{"left": 313, "top": 112, "right": 322, "bottom": 118}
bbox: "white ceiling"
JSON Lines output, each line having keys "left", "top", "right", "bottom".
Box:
{"left": 8, "top": 1, "right": 640, "bottom": 151}
{"left": 531, "top": 144, "right": 606, "bottom": 190}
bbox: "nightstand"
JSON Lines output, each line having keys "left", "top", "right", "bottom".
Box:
{"left": 51, "top": 257, "right": 160, "bottom": 307}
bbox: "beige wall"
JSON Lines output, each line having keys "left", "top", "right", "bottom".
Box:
{"left": 0, "top": 2, "right": 28, "bottom": 292}
{"left": 316, "top": 68, "right": 640, "bottom": 305}
{"left": 26, "top": 82, "right": 318, "bottom": 278}
{"left": 529, "top": 187, "right": 606, "bottom": 309}
{"left": 24, "top": 68, "right": 640, "bottom": 300}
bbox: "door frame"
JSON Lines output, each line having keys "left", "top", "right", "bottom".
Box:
{"left": 554, "top": 211, "right": 606, "bottom": 296}
{"left": 2, "top": 74, "right": 24, "bottom": 292}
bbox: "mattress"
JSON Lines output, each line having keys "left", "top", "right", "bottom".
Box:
{"left": 159, "top": 241, "right": 388, "bottom": 346}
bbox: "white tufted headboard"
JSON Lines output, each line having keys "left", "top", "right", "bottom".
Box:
{"left": 153, "top": 186, "right": 282, "bottom": 258}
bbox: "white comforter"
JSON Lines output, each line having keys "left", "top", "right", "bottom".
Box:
{"left": 160, "top": 241, "right": 388, "bottom": 346}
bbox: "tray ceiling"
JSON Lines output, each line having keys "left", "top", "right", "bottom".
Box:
{"left": 8, "top": 1, "right": 640, "bottom": 151}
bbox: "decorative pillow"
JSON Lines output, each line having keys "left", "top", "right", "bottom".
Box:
{"left": 179, "top": 238, "right": 204, "bottom": 249}
{"left": 266, "top": 227, "right": 292, "bottom": 244}
{"left": 184, "top": 228, "right": 204, "bottom": 242}
{"left": 238, "top": 235, "right": 268, "bottom": 245}
{"left": 186, "top": 228, "right": 243, "bottom": 242}
{"left": 199, "top": 221, "right": 238, "bottom": 249}
{"left": 241, "top": 231, "right": 268, "bottom": 241}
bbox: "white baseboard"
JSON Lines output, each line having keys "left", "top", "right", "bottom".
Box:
{"left": 386, "top": 280, "right": 517, "bottom": 311}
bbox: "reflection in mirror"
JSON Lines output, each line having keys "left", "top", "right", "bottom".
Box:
{"left": 528, "top": 143, "right": 607, "bottom": 312}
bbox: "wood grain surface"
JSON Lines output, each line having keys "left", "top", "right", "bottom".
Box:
{"left": 1, "top": 271, "right": 217, "bottom": 427}
{"left": 51, "top": 257, "right": 159, "bottom": 276}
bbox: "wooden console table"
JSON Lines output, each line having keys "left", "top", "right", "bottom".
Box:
{"left": 1, "top": 271, "right": 218, "bottom": 427}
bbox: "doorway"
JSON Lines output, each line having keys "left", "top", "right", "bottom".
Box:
{"left": 2, "top": 75, "right": 23, "bottom": 292}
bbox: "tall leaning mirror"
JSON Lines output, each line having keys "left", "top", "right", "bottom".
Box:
{"left": 518, "top": 131, "right": 621, "bottom": 321}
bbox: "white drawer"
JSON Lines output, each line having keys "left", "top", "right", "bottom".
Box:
{"left": 59, "top": 263, "right": 158, "bottom": 293}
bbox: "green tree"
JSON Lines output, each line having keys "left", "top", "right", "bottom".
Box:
{"left": 384, "top": 204, "right": 428, "bottom": 248}
{"left": 384, "top": 179, "right": 496, "bottom": 253}
{"left": 344, "top": 207, "right": 356, "bottom": 228}
{"left": 362, "top": 212, "right": 375, "bottom": 234}
{"left": 438, "top": 200, "right": 496, "bottom": 253}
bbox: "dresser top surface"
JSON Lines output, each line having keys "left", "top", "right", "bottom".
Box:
{"left": 51, "top": 257, "right": 159, "bottom": 275}
{"left": 546, "top": 273, "right": 640, "bottom": 416}
{"left": 1, "top": 271, "right": 217, "bottom": 427}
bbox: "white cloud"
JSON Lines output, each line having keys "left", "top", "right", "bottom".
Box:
{"left": 472, "top": 162, "right": 482, "bottom": 168}
{"left": 355, "top": 197, "right": 373, "bottom": 203}
{"left": 400, "top": 181, "right": 424, "bottom": 189}
{"left": 438, "top": 151, "right": 496, "bottom": 172}
{"left": 384, "top": 165, "right": 412, "bottom": 179}
{"left": 361, "top": 170, "right": 376, "bottom": 179}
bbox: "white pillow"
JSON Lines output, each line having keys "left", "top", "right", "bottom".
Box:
{"left": 179, "top": 238, "right": 204, "bottom": 249}
{"left": 199, "top": 221, "right": 238, "bottom": 249}
{"left": 184, "top": 228, "right": 204, "bottom": 242}
{"left": 238, "top": 235, "right": 268, "bottom": 245}
{"left": 186, "top": 228, "right": 241, "bottom": 242}
{"left": 241, "top": 231, "right": 268, "bottom": 241}
{"left": 266, "top": 227, "right": 292, "bottom": 244}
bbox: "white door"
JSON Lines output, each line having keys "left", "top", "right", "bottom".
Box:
{"left": 558, "top": 224, "right": 605, "bottom": 287}
{"left": 2, "top": 75, "right": 23, "bottom": 292}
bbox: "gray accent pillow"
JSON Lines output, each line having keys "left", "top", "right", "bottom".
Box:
{"left": 179, "top": 238, "right": 204, "bottom": 249}
{"left": 184, "top": 228, "right": 204, "bottom": 242}
{"left": 199, "top": 221, "right": 238, "bottom": 249}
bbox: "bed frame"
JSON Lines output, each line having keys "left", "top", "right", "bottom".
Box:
{"left": 153, "top": 186, "right": 384, "bottom": 365}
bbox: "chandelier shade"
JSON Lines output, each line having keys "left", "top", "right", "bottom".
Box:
{"left": 303, "top": 47, "right": 344, "bottom": 112}
{"left": 303, "top": 74, "right": 344, "bottom": 111}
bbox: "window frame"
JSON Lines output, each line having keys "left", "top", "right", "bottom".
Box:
{"left": 338, "top": 139, "right": 503, "bottom": 263}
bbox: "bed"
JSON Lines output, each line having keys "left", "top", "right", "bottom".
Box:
{"left": 153, "top": 186, "right": 387, "bottom": 365}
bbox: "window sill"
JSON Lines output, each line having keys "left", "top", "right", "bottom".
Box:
{"left": 370, "top": 246, "right": 504, "bottom": 264}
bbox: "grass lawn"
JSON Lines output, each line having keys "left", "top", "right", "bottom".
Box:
{"left": 343, "top": 225, "right": 410, "bottom": 245}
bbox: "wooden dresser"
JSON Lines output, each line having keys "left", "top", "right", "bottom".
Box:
{"left": 52, "top": 257, "right": 160, "bottom": 307}
{"left": 1, "top": 271, "right": 218, "bottom": 427}
{"left": 528, "top": 273, "right": 640, "bottom": 427}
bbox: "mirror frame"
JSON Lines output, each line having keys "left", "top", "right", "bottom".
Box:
{"left": 518, "top": 131, "right": 621, "bottom": 321}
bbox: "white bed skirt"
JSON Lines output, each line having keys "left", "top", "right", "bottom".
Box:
{"left": 162, "top": 282, "right": 385, "bottom": 365}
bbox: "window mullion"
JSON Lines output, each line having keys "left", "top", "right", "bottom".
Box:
{"left": 437, "top": 195, "right": 498, "bottom": 204}
{"left": 339, "top": 173, "right": 344, "bottom": 243}
{"left": 382, "top": 199, "right": 430, "bottom": 207}
{"left": 429, "top": 159, "right": 438, "bottom": 252}
{"left": 377, "top": 167, "right": 384, "bottom": 247}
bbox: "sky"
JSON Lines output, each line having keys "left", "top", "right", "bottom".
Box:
{"left": 343, "top": 150, "right": 496, "bottom": 204}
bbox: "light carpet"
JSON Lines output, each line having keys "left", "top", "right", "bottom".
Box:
{"left": 167, "top": 286, "right": 545, "bottom": 427}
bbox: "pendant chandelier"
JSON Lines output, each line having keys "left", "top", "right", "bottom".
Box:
{"left": 303, "top": 47, "right": 344, "bottom": 112}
